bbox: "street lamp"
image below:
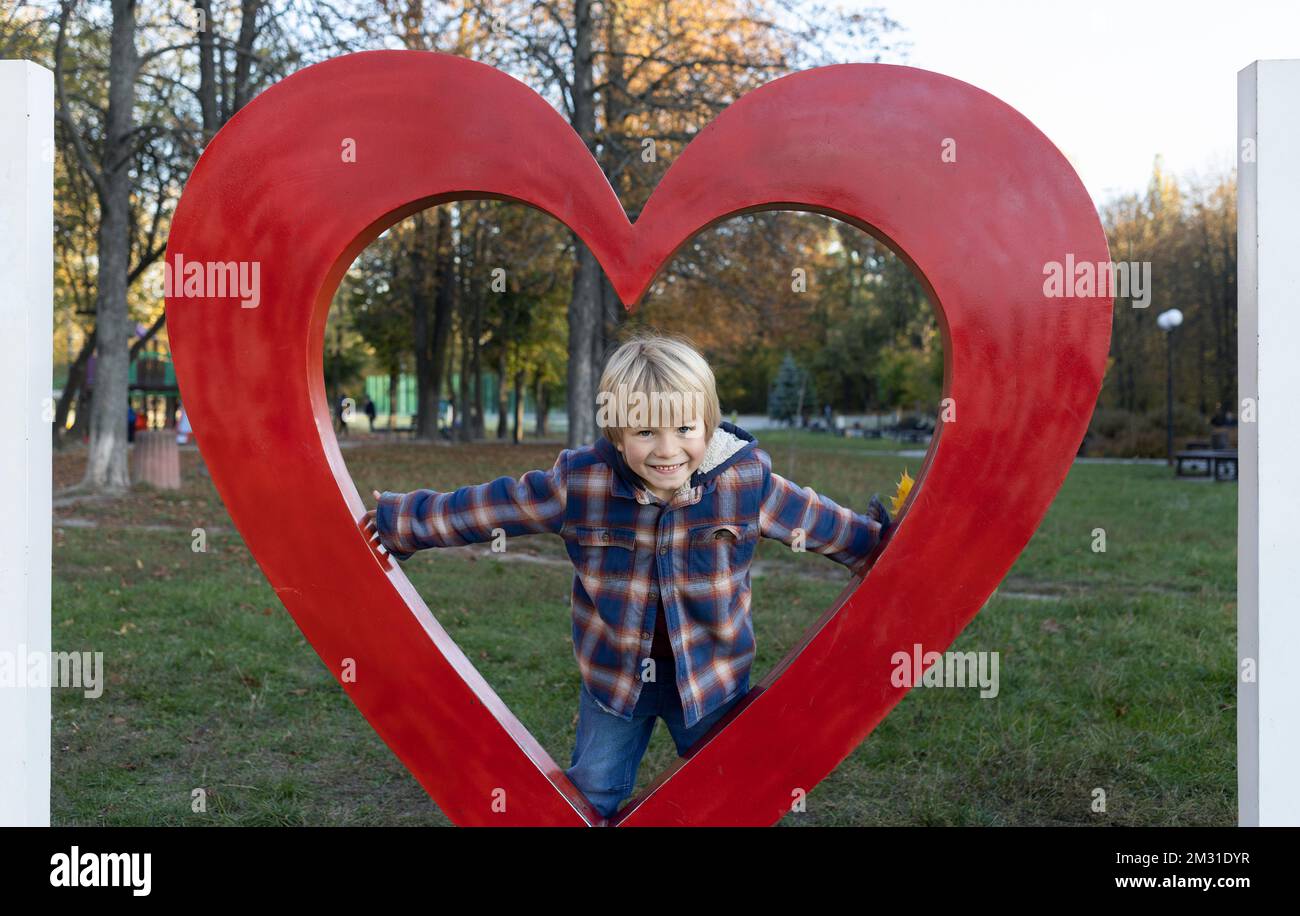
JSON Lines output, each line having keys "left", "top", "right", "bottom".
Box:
{"left": 1157, "top": 308, "right": 1183, "bottom": 466}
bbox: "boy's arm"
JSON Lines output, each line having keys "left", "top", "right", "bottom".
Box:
{"left": 756, "top": 449, "right": 890, "bottom": 576}
{"left": 374, "top": 449, "right": 572, "bottom": 561}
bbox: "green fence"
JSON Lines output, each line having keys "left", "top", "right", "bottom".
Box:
{"left": 363, "top": 372, "right": 533, "bottom": 419}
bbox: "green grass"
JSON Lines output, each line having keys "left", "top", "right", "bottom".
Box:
{"left": 51, "top": 432, "right": 1235, "bottom": 825}
{"left": 756, "top": 426, "right": 925, "bottom": 454}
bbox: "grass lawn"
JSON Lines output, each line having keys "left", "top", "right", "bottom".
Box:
{"left": 51, "top": 429, "right": 1236, "bottom": 825}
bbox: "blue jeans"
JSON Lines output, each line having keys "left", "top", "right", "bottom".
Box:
{"left": 564, "top": 672, "right": 749, "bottom": 819}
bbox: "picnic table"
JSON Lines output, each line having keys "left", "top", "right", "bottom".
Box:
{"left": 1175, "top": 448, "right": 1238, "bottom": 481}
{"left": 883, "top": 423, "right": 933, "bottom": 443}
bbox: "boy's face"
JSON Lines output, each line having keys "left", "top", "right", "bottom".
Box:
{"left": 616, "top": 419, "right": 710, "bottom": 500}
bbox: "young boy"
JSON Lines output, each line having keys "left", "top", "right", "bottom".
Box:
{"left": 363, "top": 333, "right": 892, "bottom": 821}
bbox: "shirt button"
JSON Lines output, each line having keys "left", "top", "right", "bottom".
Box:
{"left": 600, "top": 531, "right": 610, "bottom": 542}
{"left": 641, "top": 631, "right": 651, "bottom": 640}
{"left": 659, "top": 545, "right": 668, "bottom": 555}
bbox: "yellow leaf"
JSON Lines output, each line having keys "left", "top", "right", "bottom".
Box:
{"left": 890, "top": 468, "right": 914, "bottom": 516}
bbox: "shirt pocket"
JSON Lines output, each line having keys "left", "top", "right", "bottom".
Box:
{"left": 575, "top": 525, "right": 639, "bottom": 580}
{"left": 687, "top": 522, "right": 757, "bottom": 579}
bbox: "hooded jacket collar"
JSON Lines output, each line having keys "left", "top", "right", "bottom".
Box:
{"left": 595, "top": 420, "right": 758, "bottom": 504}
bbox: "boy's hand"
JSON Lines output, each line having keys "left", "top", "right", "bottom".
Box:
{"left": 866, "top": 493, "right": 893, "bottom": 540}
{"left": 363, "top": 489, "right": 416, "bottom": 564}
{"left": 362, "top": 489, "right": 384, "bottom": 551}
{"left": 845, "top": 494, "right": 893, "bottom": 578}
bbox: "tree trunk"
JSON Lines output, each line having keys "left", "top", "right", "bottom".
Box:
{"left": 457, "top": 318, "right": 471, "bottom": 442}
{"left": 444, "top": 345, "right": 456, "bottom": 436}
{"left": 80, "top": 0, "right": 138, "bottom": 493}
{"left": 569, "top": 241, "right": 601, "bottom": 447}
{"left": 566, "top": 0, "right": 600, "bottom": 447}
{"left": 412, "top": 210, "right": 436, "bottom": 439}
{"left": 53, "top": 328, "right": 95, "bottom": 450}
{"left": 70, "top": 382, "right": 91, "bottom": 442}
{"left": 496, "top": 346, "right": 509, "bottom": 439}
{"left": 598, "top": 271, "right": 623, "bottom": 373}
{"left": 596, "top": 7, "right": 629, "bottom": 369}
{"left": 429, "top": 207, "right": 454, "bottom": 437}
{"left": 195, "top": 0, "right": 217, "bottom": 133}
{"left": 471, "top": 291, "right": 484, "bottom": 439}
{"left": 535, "top": 374, "right": 549, "bottom": 437}
{"left": 387, "top": 368, "right": 399, "bottom": 431}
{"left": 230, "top": 0, "right": 262, "bottom": 114}
{"left": 513, "top": 367, "right": 526, "bottom": 444}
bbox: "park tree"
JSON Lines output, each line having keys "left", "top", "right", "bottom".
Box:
{"left": 48, "top": 0, "right": 347, "bottom": 489}
{"left": 1099, "top": 157, "right": 1237, "bottom": 426}
{"left": 768, "top": 352, "right": 814, "bottom": 426}
{"left": 343, "top": 232, "right": 416, "bottom": 432}
{"left": 54, "top": 0, "right": 144, "bottom": 491}
{"left": 473, "top": 200, "right": 568, "bottom": 442}
{"left": 356, "top": 0, "right": 466, "bottom": 440}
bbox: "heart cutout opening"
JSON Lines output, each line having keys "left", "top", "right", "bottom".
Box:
{"left": 327, "top": 201, "right": 937, "bottom": 823}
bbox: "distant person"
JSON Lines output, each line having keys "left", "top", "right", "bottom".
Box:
{"left": 127, "top": 404, "right": 136, "bottom": 443}
{"left": 176, "top": 407, "right": 192, "bottom": 445}
{"left": 364, "top": 396, "right": 377, "bottom": 432}
{"left": 336, "top": 394, "right": 349, "bottom": 438}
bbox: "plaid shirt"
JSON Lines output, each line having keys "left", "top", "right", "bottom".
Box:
{"left": 374, "top": 421, "right": 889, "bottom": 728}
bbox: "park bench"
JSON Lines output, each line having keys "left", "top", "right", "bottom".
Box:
{"left": 377, "top": 420, "right": 457, "bottom": 441}
{"left": 883, "top": 423, "right": 932, "bottom": 443}
{"left": 1175, "top": 448, "right": 1238, "bottom": 481}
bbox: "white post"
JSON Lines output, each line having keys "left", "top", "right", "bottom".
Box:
{"left": 1238, "top": 60, "right": 1300, "bottom": 828}
{"left": 0, "top": 61, "right": 53, "bottom": 827}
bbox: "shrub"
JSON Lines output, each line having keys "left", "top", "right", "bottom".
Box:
{"left": 1085, "top": 405, "right": 1212, "bottom": 458}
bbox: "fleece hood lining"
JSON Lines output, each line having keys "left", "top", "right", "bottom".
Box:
{"left": 681, "top": 426, "right": 750, "bottom": 495}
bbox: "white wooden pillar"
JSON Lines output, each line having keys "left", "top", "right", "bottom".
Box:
{"left": 1238, "top": 59, "right": 1300, "bottom": 827}
{"left": 0, "top": 61, "right": 53, "bottom": 827}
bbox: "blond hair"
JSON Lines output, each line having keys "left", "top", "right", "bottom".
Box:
{"left": 597, "top": 331, "right": 721, "bottom": 446}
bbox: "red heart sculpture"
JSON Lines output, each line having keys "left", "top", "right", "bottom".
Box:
{"left": 165, "top": 50, "right": 1110, "bottom": 826}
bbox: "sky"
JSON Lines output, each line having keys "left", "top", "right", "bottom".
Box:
{"left": 845, "top": 0, "right": 1300, "bottom": 205}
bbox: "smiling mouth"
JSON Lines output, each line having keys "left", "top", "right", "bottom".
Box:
{"left": 648, "top": 462, "right": 685, "bottom": 474}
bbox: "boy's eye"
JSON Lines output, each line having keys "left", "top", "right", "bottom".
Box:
{"left": 634, "top": 425, "right": 694, "bottom": 437}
